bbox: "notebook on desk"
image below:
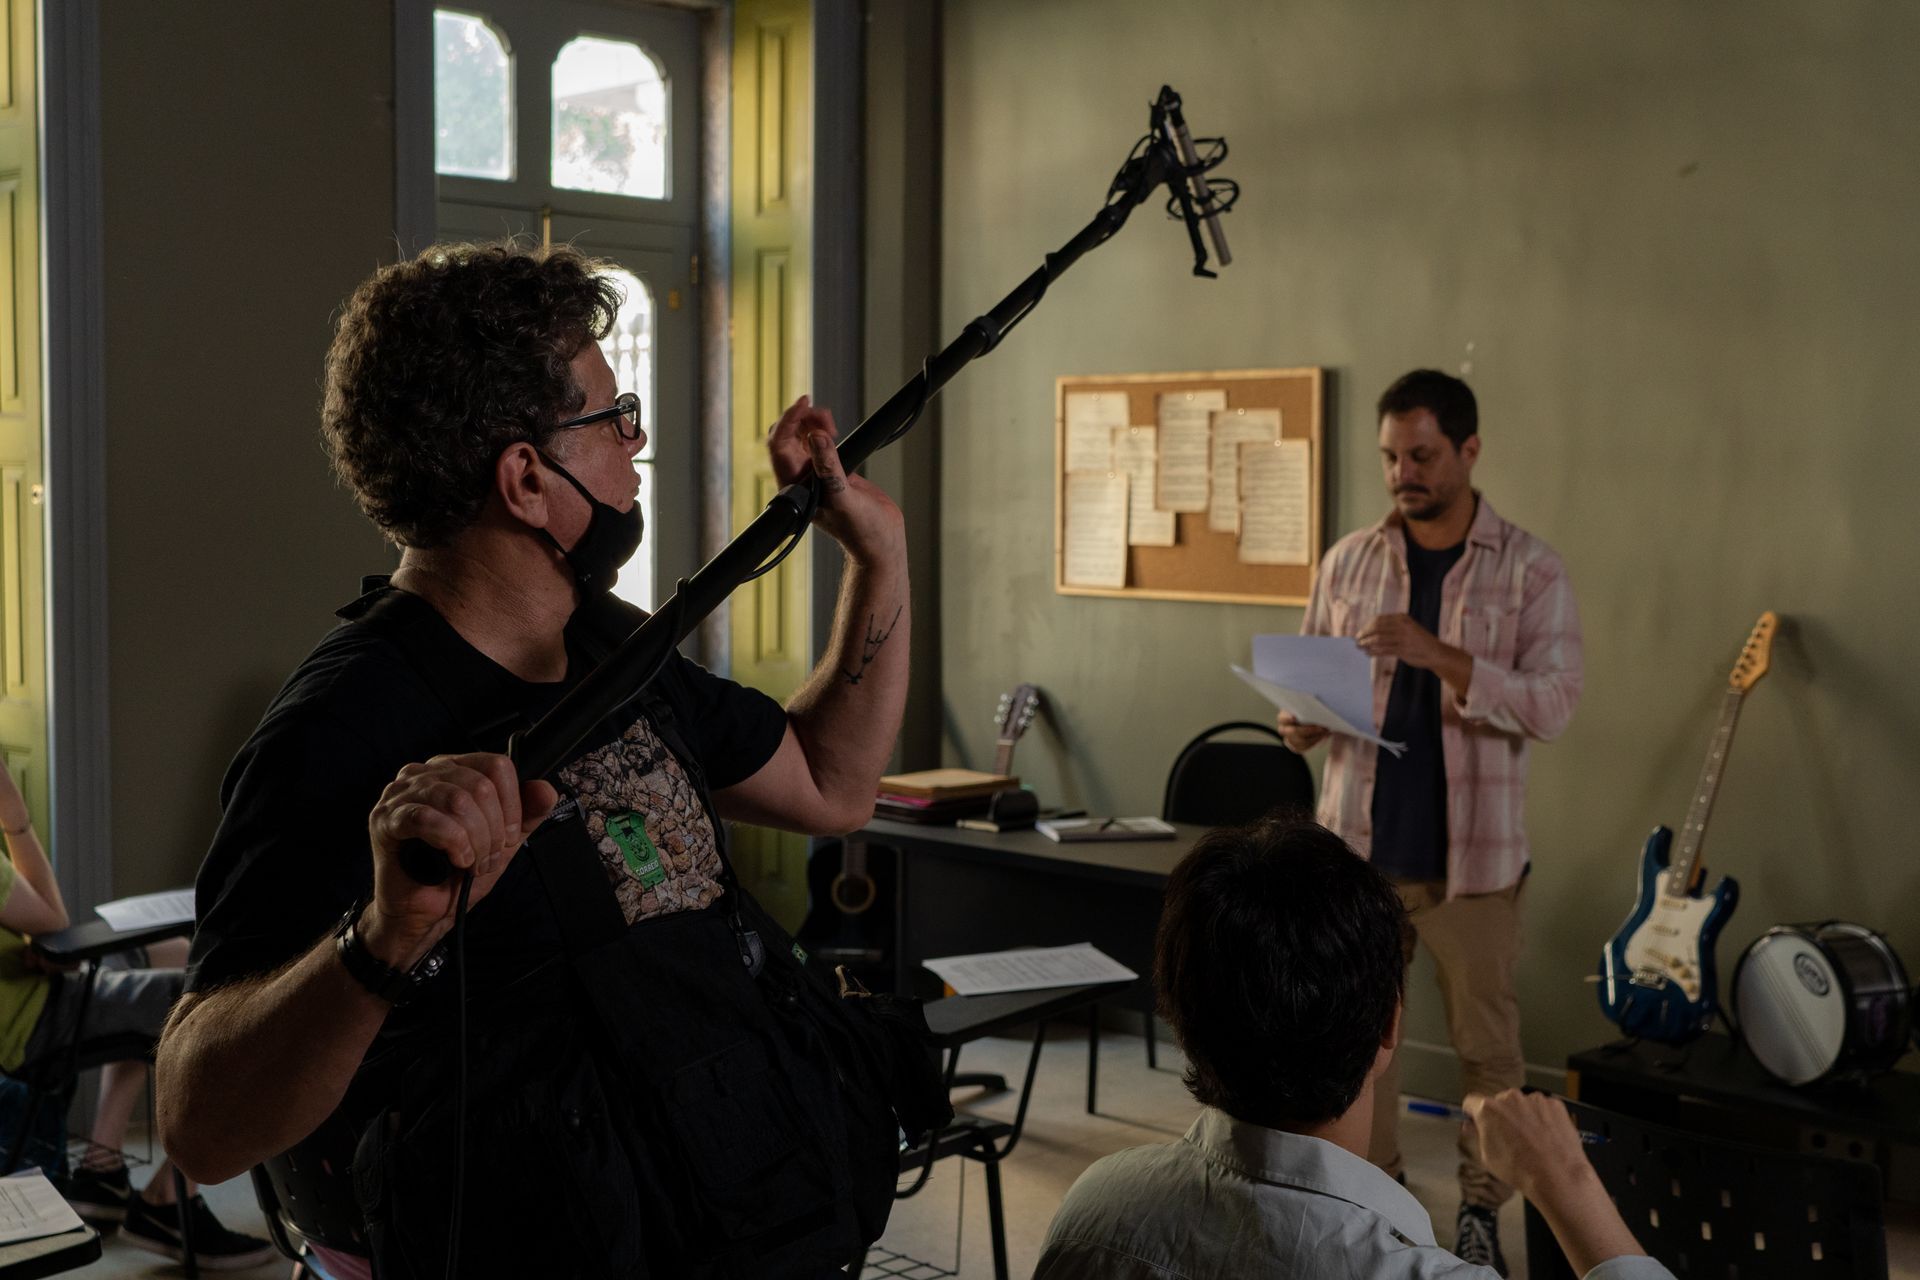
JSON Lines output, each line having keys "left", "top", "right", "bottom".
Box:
{"left": 877, "top": 768, "right": 1019, "bottom": 801}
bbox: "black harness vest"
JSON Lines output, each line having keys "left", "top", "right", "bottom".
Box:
{"left": 325, "top": 588, "right": 946, "bottom": 1279}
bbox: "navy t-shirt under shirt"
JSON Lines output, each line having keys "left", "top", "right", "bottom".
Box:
{"left": 1369, "top": 536, "right": 1465, "bottom": 883}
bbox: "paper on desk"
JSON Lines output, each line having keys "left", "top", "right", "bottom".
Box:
{"left": 1232, "top": 636, "right": 1406, "bottom": 758}
{"left": 924, "top": 943, "right": 1137, "bottom": 997}
{"left": 95, "top": 888, "right": 195, "bottom": 932}
{"left": 0, "top": 1170, "right": 87, "bottom": 1246}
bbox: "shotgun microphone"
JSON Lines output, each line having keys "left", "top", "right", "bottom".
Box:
{"left": 1152, "top": 86, "right": 1236, "bottom": 277}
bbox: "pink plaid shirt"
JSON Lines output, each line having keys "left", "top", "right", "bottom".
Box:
{"left": 1302, "top": 495, "right": 1582, "bottom": 897}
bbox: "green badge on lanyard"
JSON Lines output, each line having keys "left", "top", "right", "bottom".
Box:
{"left": 606, "top": 811, "right": 666, "bottom": 888}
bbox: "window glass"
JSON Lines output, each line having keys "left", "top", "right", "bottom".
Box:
{"left": 597, "top": 268, "right": 657, "bottom": 610}
{"left": 434, "top": 10, "right": 515, "bottom": 179}
{"left": 552, "top": 37, "right": 668, "bottom": 198}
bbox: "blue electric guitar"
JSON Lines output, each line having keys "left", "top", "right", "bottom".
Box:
{"left": 1598, "top": 612, "right": 1777, "bottom": 1044}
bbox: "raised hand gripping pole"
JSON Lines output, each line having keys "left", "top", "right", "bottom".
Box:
{"left": 400, "top": 85, "right": 1236, "bottom": 885}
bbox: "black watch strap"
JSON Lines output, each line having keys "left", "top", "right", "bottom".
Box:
{"left": 334, "top": 901, "right": 447, "bottom": 1006}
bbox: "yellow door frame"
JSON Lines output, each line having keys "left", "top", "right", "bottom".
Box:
{"left": 728, "top": 0, "right": 813, "bottom": 927}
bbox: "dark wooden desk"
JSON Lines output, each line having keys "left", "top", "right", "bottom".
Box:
{"left": 1568, "top": 1034, "right": 1920, "bottom": 1203}
{"left": 854, "top": 819, "right": 1210, "bottom": 1013}
{"left": 0, "top": 1227, "right": 101, "bottom": 1279}
{"left": 31, "top": 916, "right": 194, "bottom": 966}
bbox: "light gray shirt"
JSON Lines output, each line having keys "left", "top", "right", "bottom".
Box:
{"left": 1035, "top": 1108, "right": 1675, "bottom": 1280}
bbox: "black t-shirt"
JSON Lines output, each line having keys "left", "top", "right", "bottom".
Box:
{"left": 1369, "top": 537, "right": 1465, "bottom": 883}
{"left": 185, "top": 584, "right": 788, "bottom": 1002}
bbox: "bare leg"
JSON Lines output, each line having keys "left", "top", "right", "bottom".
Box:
{"left": 145, "top": 937, "right": 190, "bottom": 969}
{"left": 83, "top": 1061, "right": 147, "bottom": 1168}
{"left": 138, "top": 1159, "right": 196, "bottom": 1205}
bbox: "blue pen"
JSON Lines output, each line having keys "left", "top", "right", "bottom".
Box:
{"left": 1405, "top": 1096, "right": 1607, "bottom": 1145}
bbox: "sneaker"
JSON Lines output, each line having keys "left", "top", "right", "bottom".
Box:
{"left": 1454, "top": 1203, "right": 1509, "bottom": 1277}
{"left": 61, "top": 1162, "right": 131, "bottom": 1229}
{"left": 122, "top": 1193, "right": 277, "bottom": 1271}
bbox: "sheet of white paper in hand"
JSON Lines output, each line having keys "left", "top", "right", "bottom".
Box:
{"left": 1231, "top": 665, "right": 1405, "bottom": 757}
{"left": 924, "top": 943, "right": 1137, "bottom": 997}
{"left": 1241, "top": 631, "right": 1406, "bottom": 756}
{"left": 1063, "top": 391, "right": 1127, "bottom": 473}
{"left": 1253, "top": 633, "right": 1378, "bottom": 733}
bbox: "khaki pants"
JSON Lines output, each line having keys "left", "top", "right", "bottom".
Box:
{"left": 1368, "top": 877, "right": 1526, "bottom": 1209}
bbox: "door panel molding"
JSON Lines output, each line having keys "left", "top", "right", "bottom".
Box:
{"left": 39, "top": 0, "right": 112, "bottom": 910}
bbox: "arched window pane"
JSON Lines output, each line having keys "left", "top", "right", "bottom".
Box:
{"left": 434, "top": 11, "right": 515, "bottom": 179}
{"left": 552, "top": 37, "right": 667, "bottom": 198}
{"left": 599, "top": 268, "right": 656, "bottom": 611}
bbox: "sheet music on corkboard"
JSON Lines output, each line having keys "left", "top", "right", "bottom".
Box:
{"left": 1055, "top": 368, "right": 1324, "bottom": 605}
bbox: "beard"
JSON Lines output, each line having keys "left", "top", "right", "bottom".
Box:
{"left": 1396, "top": 488, "right": 1447, "bottom": 522}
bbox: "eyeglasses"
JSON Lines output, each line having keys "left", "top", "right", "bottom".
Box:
{"left": 556, "top": 392, "right": 643, "bottom": 440}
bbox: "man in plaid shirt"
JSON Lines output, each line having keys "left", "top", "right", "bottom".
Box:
{"left": 1279, "top": 370, "right": 1582, "bottom": 1276}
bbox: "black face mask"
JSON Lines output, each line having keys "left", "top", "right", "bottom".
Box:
{"left": 535, "top": 450, "right": 643, "bottom": 597}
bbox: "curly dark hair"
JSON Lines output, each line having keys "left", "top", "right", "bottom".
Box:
{"left": 320, "top": 240, "right": 624, "bottom": 547}
{"left": 1155, "top": 814, "right": 1409, "bottom": 1130}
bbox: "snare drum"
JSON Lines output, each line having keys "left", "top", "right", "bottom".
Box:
{"left": 1731, "top": 921, "right": 1912, "bottom": 1087}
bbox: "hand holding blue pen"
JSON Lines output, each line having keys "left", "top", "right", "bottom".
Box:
{"left": 1409, "top": 1095, "right": 1606, "bottom": 1144}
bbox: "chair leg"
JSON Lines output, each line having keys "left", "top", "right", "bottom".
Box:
{"left": 173, "top": 1165, "right": 198, "bottom": 1278}
{"left": 1144, "top": 1010, "right": 1157, "bottom": 1069}
{"left": 946, "top": 1043, "right": 1009, "bottom": 1097}
{"left": 1086, "top": 1009, "right": 1101, "bottom": 1114}
{"left": 983, "top": 1159, "right": 1010, "bottom": 1280}
{"left": 2, "top": 1084, "right": 45, "bottom": 1174}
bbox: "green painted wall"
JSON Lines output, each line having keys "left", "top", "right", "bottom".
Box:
{"left": 101, "top": 3, "right": 396, "bottom": 894}
{"left": 937, "top": 0, "right": 1920, "bottom": 1089}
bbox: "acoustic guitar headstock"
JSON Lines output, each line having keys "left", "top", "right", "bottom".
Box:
{"left": 995, "top": 683, "right": 1043, "bottom": 746}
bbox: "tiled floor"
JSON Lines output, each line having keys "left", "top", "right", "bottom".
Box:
{"left": 77, "top": 1028, "right": 1920, "bottom": 1277}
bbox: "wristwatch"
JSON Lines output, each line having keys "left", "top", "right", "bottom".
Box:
{"left": 333, "top": 900, "right": 448, "bottom": 1006}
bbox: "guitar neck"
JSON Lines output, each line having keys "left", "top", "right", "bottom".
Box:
{"left": 1667, "top": 686, "right": 1747, "bottom": 895}
{"left": 992, "top": 739, "right": 1015, "bottom": 776}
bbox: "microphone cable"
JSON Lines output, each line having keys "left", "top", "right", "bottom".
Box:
{"left": 442, "top": 868, "right": 474, "bottom": 1280}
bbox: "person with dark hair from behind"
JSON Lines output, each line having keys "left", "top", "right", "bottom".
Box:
{"left": 1034, "top": 817, "right": 1673, "bottom": 1280}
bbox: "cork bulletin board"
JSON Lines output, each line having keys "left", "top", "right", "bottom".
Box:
{"left": 1054, "top": 368, "right": 1324, "bottom": 605}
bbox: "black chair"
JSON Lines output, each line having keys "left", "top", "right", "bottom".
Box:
{"left": 1524, "top": 1098, "right": 1887, "bottom": 1280}
{"left": 1083, "top": 721, "right": 1315, "bottom": 1112}
{"left": 1161, "top": 720, "right": 1314, "bottom": 826}
{"left": 250, "top": 1116, "right": 374, "bottom": 1280}
{"left": 852, "top": 982, "right": 1123, "bottom": 1280}
{"left": 3, "top": 918, "right": 201, "bottom": 1277}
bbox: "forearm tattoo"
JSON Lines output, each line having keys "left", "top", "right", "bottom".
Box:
{"left": 842, "top": 605, "right": 903, "bottom": 685}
